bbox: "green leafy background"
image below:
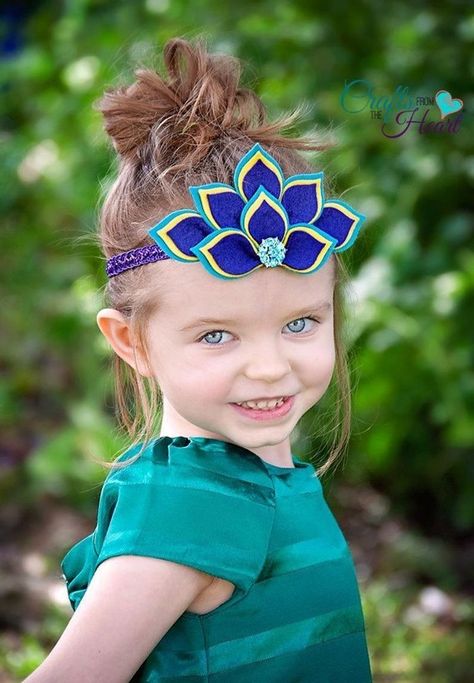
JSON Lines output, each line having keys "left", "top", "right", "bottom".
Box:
{"left": 1, "top": 1, "right": 473, "bottom": 680}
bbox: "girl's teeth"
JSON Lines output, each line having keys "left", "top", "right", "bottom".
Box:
{"left": 237, "top": 397, "right": 286, "bottom": 410}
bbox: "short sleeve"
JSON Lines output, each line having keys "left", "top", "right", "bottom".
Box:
{"left": 90, "top": 436, "right": 275, "bottom": 596}
{"left": 61, "top": 532, "right": 96, "bottom": 610}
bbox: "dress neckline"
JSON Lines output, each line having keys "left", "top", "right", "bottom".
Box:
{"left": 159, "top": 435, "right": 316, "bottom": 477}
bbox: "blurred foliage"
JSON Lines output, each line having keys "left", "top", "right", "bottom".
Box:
{"left": 1, "top": 0, "right": 473, "bottom": 680}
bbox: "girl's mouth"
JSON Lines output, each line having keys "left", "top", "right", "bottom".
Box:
{"left": 229, "top": 395, "right": 295, "bottom": 421}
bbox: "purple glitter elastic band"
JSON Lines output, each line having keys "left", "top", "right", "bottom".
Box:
{"left": 106, "top": 245, "right": 170, "bottom": 278}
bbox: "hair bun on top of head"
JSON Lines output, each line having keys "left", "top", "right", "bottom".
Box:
{"left": 94, "top": 36, "right": 333, "bottom": 167}
{"left": 94, "top": 36, "right": 264, "bottom": 163}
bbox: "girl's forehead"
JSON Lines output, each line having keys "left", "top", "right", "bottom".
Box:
{"left": 154, "top": 257, "right": 334, "bottom": 314}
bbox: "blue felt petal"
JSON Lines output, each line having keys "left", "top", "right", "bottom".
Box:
{"left": 148, "top": 210, "right": 213, "bottom": 262}
{"left": 234, "top": 143, "right": 284, "bottom": 201}
{"left": 191, "top": 229, "right": 261, "bottom": 280}
{"left": 282, "top": 225, "right": 336, "bottom": 274}
{"left": 313, "top": 200, "right": 366, "bottom": 252}
{"left": 281, "top": 173, "right": 324, "bottom": 225}
{"left": 189, "top": 183, "right": 244, "bottom": 230}
{"left": 241, "top": 187, "right": 288, "bottom": 244}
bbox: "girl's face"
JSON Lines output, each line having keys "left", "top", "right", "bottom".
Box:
{"left": 143, "top": 256, "right": 336, "bottom": 464}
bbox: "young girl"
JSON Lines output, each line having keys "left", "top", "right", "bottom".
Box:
{"left": 26, "top": 36, "right": 372, "bottom": 682}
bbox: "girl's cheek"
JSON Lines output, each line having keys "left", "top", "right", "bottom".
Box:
{"left": 317, "top": 348, "right": 336, "bottom": 381}
{"left": 180, "top": 362, "right": 230, "bottom": 396}
{"left": 299, "top": 344, "right": 335, "bottom": 384}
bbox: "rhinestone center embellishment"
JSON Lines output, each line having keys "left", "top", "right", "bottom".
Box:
{"left": 258, "top": 237, "right": 287, "bottom": 268}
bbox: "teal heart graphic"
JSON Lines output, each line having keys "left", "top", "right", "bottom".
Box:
{"left": 435, "top": 90, "right": 463, "bottom": 120}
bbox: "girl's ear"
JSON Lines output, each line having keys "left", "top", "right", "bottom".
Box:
{"left": 96, "top": 308, "right": 153, "bottom": 377}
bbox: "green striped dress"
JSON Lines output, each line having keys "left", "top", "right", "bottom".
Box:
{"left": 61, "top": 435, "right": 373, "bottom": 681}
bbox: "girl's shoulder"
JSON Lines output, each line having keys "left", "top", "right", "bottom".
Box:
{"left": 87, "top": 436, "right": 278, "bottom": 597}
{"left": 104, "top": 434, "right": 278, "bottom": 499}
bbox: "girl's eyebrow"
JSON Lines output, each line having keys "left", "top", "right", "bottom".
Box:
{"left": 179, "top": 301, "right": 332, "bottom": 332}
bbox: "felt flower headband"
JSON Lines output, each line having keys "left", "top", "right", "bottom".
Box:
{"left": 106, "top": 143, "right": 366, "bottom": 279}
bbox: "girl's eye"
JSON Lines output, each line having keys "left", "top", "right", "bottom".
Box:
{"left": 197, "top": 316, "right": 319, "bottom": 346}
{"left": 198, "top": 330, "right": 234, "bottom": 345}
{"left": 285, "top": 316, "right": 319, "bottom": 334}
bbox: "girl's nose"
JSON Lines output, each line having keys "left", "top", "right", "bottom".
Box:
{"left": 243, "top": 341, "right": 292, "bottom": 383}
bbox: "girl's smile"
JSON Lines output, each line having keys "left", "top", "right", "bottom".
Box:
{"left": 229, "top": 394, "right": 296, "bottom": 421}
